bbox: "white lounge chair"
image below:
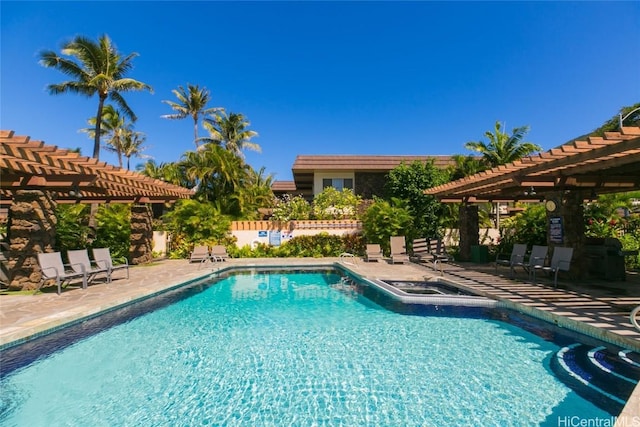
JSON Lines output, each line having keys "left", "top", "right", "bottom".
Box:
{"left": 533, "top": 246, "right": 573, "bottom": 287}
{"left": 365, "top": 244, "right": 383, "bottom": 262}
{"left": 495, "top": 243, "right": 528, "bottom": 277}
{"left": 189, "top": 245, "right": 210, "bottom": 263}
{"left": 390, "top": 236, "right": 409, "bottom": 264}
{"left": 92, "top": 248, "right": 129, "bottom": 280}
{"left": 68, "top": 249, "right": 110, "bottom": 284}
{"left": 211, "top": 245, "right": 229, "bottom": 261}
{"left": 37, "top": 251, "right": 87, "bottom": 295}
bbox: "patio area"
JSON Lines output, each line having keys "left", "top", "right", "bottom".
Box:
{"left": 1, "top": 256, "right": 639, "bottom": 420}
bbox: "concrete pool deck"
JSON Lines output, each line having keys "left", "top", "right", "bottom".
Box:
{"left": 1, "top": 256, "right": 639, "bottom": 420}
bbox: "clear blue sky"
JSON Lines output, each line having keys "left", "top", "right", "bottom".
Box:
{"left": 2, "top": 1, "right": 639, "bottom": 182}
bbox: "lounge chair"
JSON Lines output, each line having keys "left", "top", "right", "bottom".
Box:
{"left": 390, "top": 236, "right": 409, "bottom": 264}
{"left": 211, "top": 245, "right": 229, "bottom": 261}
{"left": 67, "top": 249, "right": 111, "bottom": 284}
{"left": 37, "top": 251, "right": 87, "bottom": 295}
{"left": 428, "top": 238, "right": 450, "bottom": 274}
{"left": 92, "top": 248, "right": 129, "bottom": 280}
{"left": 365, "top": 244, "right": 383, "bottom": 262}
{"left": 189, "top": 245, "right": 210, "bottom": 263}
{"left": 533, "top": 246, "right": 573, "bottom": 287}
{"left": 515, "top": 245, "right": 548, "bottom": 279}
{"left": 411, "top": 238, "right": 430, "bottom": 261}
{"left": 495, "top": 243, "right": 528, "bottom": 277}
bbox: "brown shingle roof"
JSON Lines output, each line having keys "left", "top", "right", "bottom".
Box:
{"left": 271, "top": 180, "right": 297, "bottom": 192}
{"left": 292, "top": 155, "right": 457, "bottom": 172}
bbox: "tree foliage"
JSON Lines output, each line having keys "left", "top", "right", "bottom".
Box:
{"left": 312, "top": 187, "right": 362, "bottom": 220}
{"left": 39, "top": 34, "right": 152, "bottom": 160}
{"left": 361, "top": 198, "right": 413, "bottom": 255}
{"left": 590, "top": 102, "right": 640, "bottom": 137}
{"left": 384, "top": 160, "right": 448, "bottom": 240}
{"left": 162, "top": 84, "right": 221, "bottom": 147}
{"left": 465, "top": 121, "right": 541, "bottom": 167}
{"left": 161, "top": 199, "right": 233, "bottom": 258}
{"left": 271, "top": 195, "right": 311, "bottom": 221}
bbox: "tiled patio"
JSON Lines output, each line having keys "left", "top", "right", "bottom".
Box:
{"left": 1, "top": 256, "right": 639, "bottom": 419}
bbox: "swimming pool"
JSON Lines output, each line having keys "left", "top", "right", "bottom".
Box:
{"left": 0, "top": 268, "right": 636, "bottom": 426}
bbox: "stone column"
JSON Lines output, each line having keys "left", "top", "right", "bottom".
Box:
{"left": 8, "top": 190, "right": 57, "bottom": 290}
{"left": 130, "top": 203, "right": 153, "bottom": 265}
{"left": 546, "top": 191, "right": 586, "bottom": 279}
{"left": 458, "top": 204, "right": 479, "bottom": 261}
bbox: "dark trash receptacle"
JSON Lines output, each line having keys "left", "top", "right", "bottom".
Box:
{"left": 471, "top": 245, "right": 489, "bottom": 263}
{"left": 585, "top": 237, "right": 635, "bottom": 281}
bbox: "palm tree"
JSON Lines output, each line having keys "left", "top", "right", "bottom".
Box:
{"left": 39, "top": 34, "right": 152, "bottom": 160}
{"left": 106, "top": 128, "right": 149, "bottom": 170}
{"left": 162, "top": 84, "right": 222, "bottom": 147}
{"left": 201, "top": 111, "right": 260, "bottom": 156}
{"left": 465, "top": 121, "right": 541, "bottom": 167}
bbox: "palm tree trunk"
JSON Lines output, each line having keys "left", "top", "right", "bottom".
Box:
{"left": 93, "top": 97, "right": 106, "bottom": 160}
{"left": 88, "top": 95, "right": 107, "bottom": 241}
{"left": 193, "top": 118, "right": 199, "bottom": 148}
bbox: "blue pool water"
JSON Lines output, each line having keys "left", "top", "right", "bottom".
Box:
{"left": 0, "top": 271, "right": 615, "bottom": 426}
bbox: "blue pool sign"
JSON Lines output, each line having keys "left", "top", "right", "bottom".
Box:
{"left": 258, "top": 231, "right": 268, "bottom": 237}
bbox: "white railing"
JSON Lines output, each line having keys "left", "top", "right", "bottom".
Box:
{"left": 631, "top": 305, "right": 640, "bottom": 332}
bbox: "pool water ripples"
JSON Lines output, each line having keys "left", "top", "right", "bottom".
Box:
{"left": 0, "top": 271, "right": 610, "bottom": 426}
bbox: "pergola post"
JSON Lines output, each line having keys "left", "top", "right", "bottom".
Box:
{"left": 546, "top": 191, "right": 586, "bottom": 279}
{"left": 130, "top": 203, "right": 154, "bottom": 265}
{"left": 458, "top": 204, "right": 479, "bottom": 262}
{"left": 7, "top": 189, "right": 57, "bottom": 290}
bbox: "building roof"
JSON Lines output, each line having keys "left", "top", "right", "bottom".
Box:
{"left": 425, "top": 127, "right": 640, "bottom": 202}
{"left": 0, "top": 130, "right": 194, "bottom": 204}
{"left": 292, "top": 155, "right": 457, "bottom": 172}
{"left": 270, "top": 180, "right": 297, "bottom": 192}
{"left": 291, "top": 155, "right": 459, "bottom": 193}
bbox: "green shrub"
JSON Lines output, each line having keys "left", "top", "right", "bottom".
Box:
{"left": 361, "top": 198, "right": 413, "bottom": 255}
{"left": 312, "top": 187, "right": 362, "bottom": 220}
{"left": 271, "top": 195, "right": 311, "bottom": 221}
{"left": 162, "top": 199, "right": 233, "bottom": 259}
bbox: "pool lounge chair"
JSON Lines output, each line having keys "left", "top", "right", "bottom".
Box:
{"left": 428, "top": 238, "right": 450, "bottom": 274}
{"left": 211, "top": 245, "right": 229, "bottom": 261}
{"left": 37, "top": 251, "right": 87, "bottom": 295}
{"left": 515, "top": 245, "right": 548, "bottom": 279}
{"left": 411, "top": 238, "right": 430, "bottom": 262}
{"left": 533, "top": 246, "right": 573, "bottom": 287}
{"left": 92, "top": 248, "right": 129, "bottom": 280}
{"left": 495, "top": 243, "right": 528, "bottom": 278}
{"left": 365, "top": 244, "right": 383, "bottom": 262}
{"left": 390, "top": 236, "right": 409, "bottom": 264}
{"left": 190, "top": 245, "right": 210, "bottom": 263}
{"left": 67, "top": 249, "right": 111, "bottom": 284}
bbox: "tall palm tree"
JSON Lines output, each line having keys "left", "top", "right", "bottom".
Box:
{"left": 39, "top": 34, "right": 153, "bottom": 160}
{"left": 201, "top": 111, "right": 260, "bottom": 156}
{"left": 162, "top": 84, "right": 222, "bottom": 147}
{"left": 465, "top": 121, "right": 541, "bottom": 167}
{"left": 82, "top": 105, "right": 130, "bottom": 167}
{"left": 105, "top": 128, "right": 149, "bottom": 170}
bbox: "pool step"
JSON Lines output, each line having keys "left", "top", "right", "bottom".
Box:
{"left": 551, "top": 343, "right": 640, "bottom": 414}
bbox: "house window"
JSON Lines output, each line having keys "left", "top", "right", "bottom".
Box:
{"left": 322, "top": 178, "right": 353, "bottom": 191}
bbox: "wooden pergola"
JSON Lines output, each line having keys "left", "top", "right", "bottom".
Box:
{"left": 0, "top": 130, "right": 193, "bottom": 291}
{"left": 425, "top": 127, "right": 640, "bottom": 202}
{"left": 0, "top": 130, "right": 193, "bottom": 204}
{"left": 423, "top": 126, "right": 640, "bottom": 270}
